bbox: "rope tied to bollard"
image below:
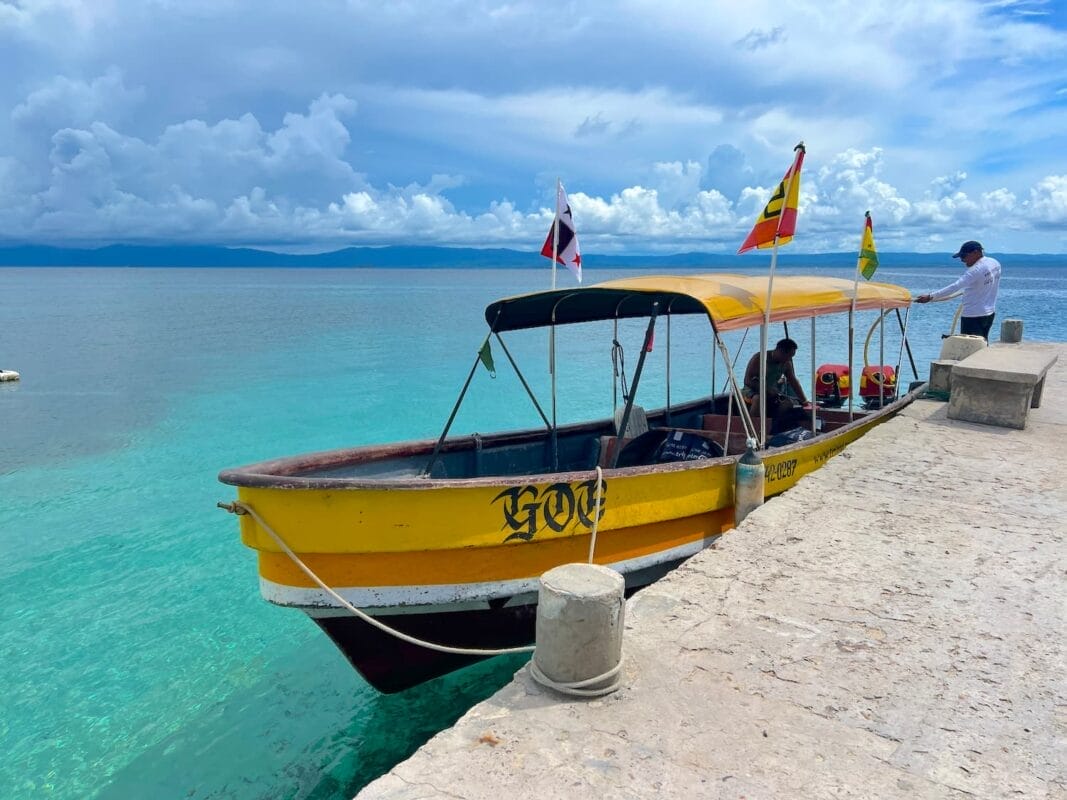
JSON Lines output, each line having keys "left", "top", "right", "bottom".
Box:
{"left": 221, "top": 469, "right": 621, "bottom": 697}
{"left": 539, "top": 466, "right": 623, "bottom": 697}
{"left": 528, "top": 560, "right": 626, "bottom": 699}
{"left": 529, "top": 657, "right": 623, "bottom": 697}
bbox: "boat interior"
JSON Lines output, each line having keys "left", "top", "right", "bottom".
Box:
{"left": 270, "top": 394, "right": 884, "bottom": 484}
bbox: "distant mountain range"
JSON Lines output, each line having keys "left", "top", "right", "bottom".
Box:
{"left": 0, "top": 243, "right": 1061, "bottom": 268}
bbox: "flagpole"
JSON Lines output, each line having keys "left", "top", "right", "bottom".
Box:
{"left": 548, "top": 178, "right": 560, "bottom": 380}
{"left": 551, "top": 178, "right": 560, "bottom": 291}
{"left": 759, "top": 143, "right": 802, "bottom": 447}
{"left": 549, "top": 179, "right": 561, "bottom": 373}
{"left": 759, "top": 243, "right": 777, "bottom": 447}
{"left": 738, "top": 140, "right": 804, "bottom": 447}
{"left": 547, "top": 180, "right": 563, "bottom": 468}
{"left": 848, "top": 211, "right": 870, "bottom": 422}
{"left": 850, "top": 211, "right": 869, "bottom": 309}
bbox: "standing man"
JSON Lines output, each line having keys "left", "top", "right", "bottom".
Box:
{"left": 916, "top": 241, "right": 1002, "bottom": 340}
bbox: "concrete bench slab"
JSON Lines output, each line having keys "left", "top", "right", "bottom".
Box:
{"left": 928, "top": 359, "right": 955, "bottom": 394}
{"left": 948, "top": 345, "right": 1059, "bottom": 429}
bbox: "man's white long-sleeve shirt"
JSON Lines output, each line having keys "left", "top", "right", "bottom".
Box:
{"left": 929, "top": 256, "right": 1002, "bottom": 316}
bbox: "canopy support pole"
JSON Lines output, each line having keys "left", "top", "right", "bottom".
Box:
{"left": 810, "top": 316, "right": 817, "bottom": 433}
{"left": 610, "top": 304, "right": 659, "bottom": 468}
{"left": 665, "top": 312, "right": 672, "bottom": 425}
{"left": 495, "top": 332, "right": 551, "bottom": 430}
{"left": 879, "top": 305, "right": 886, "bottom": 407}
{"left": 611, "top": 318, "right": 620, "bottom": 413}
{"left": 710, "top": 331, "right": 716, "bottom": 403}
{"left": 847, "top": 304, "right": 855, "bottom": 422}
{"left": 713, "top": 335, "right": 758, "bottom": 446}
{"left": 895, "top": 307, "right": 918, "bottom": 380}
{"left": 718, "top": 328, "right": 749, "bottom": 395}
{"left": 423, "top": 327, "right": 496, "bottom": 477}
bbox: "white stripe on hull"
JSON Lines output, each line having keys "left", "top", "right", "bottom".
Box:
{"left": 260, "top": 536, "right": 716, "bottom": 613}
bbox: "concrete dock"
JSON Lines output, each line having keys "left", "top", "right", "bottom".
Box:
{"left": 358, "top": 343, "right": 1066, "bottom": 800}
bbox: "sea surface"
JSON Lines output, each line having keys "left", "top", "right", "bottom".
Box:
{"left": 1, "top": 261, "right": 1064, "bottom": 799}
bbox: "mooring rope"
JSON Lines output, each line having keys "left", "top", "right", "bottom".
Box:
{"left": 587, "top": 465, "right": 604, "bottom": 564}
{"left": 531, "top": 463, "right": 623, "bottom": 697}
{"left": 919, "top": 388, "right": 951, "bottom": 402}
{"left": 221, "top": 475, "right": 621, "bottom": 695}
{"left": 218, "top": 500, "right": 535, "bottom": 657}
{"left": 529, "top": 657, "right": 623, "bottom": 697}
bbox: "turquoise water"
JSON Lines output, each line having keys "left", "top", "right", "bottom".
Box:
{"left": 1, "top": 263, "right": 1063, "bottom": 799}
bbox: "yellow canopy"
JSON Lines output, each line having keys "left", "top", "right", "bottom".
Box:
{"left": 484, "top": 273, "right": 912, "bottom": 333}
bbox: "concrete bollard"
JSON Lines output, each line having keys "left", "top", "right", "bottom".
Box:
{"left": 939, "top": 334, "right": 986, "bottom": 361}
{"left": 533, "top": 563, "right": 625, "bottom": 695}
{"left": 734, "top": 439, "right": 764, "bottom": 525}
{"left": 1000, "top": 319, "right": 1023, "bottom": 343}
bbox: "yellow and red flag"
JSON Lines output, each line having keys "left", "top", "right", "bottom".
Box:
{"left": 858, "top": 210, "right": 879, "bottom": 280}
{"left": 738, "top": 142, "right": 805, "bottom": 254}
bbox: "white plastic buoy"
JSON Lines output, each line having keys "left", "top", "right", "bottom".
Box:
{"left": 734, "top": 438, "right": 764, "bottom": 525}
{"left": 0, "top": 370, "right": 20, "bottom": 382}
{"left": 939, "top": 334, "right": 986, "bottom": 361}
{"left": 532, "top": 563, "right": 625, "bottom": 697}
{"left": 1000, "top": 319, "right": 1023, "bottom": 343}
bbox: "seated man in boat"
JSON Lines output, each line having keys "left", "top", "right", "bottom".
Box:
{"left": 742, "top": 338, "right": 809, "bottom": 419}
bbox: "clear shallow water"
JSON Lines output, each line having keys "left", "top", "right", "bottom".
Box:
{"left": 1, "top": 262, "right": 1063, "bottom": 799}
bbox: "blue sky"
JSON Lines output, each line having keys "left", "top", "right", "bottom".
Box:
{"left": 1, "top": 0, "right": 1066, "bottom": 255}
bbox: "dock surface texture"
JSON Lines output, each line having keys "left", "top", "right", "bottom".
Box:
{"left": 357, "top": 343, "right": 1065, "bottom": 800}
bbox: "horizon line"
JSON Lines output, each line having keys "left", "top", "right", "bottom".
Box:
{"left": 1, "top": 242, "right": 1065, "bottom": 258}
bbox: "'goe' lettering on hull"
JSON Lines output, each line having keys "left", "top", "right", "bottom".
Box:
{"left": 494, "top": 477, "right": 608, "bottom": 543}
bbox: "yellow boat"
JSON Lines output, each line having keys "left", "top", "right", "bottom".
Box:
{"left": 219, "top": 273, "right": 916, "bottom": 692}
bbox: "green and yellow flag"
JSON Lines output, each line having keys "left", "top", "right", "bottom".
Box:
{"left": 858, "top": 210, "right": 879, "bottom": 280}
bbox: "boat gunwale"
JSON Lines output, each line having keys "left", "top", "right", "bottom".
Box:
{"left": 217, "top": 395, "right": 709, "bottom": 489}
{"left": 218, "top": 388, "right": 920, "bottom": 491}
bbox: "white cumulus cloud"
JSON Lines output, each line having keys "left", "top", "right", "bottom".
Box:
{"left": 0, "top": 1, "right": 1065, "bottom": 252}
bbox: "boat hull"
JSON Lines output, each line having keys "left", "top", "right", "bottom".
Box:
{"left": 314, "top": 604, "right": 539, "bottom": 693}
{"left": 218, "top": 272, "right": 919, "bottom": 692}
{"left": 309, "top": 553, "right": 691, "bottom": 692}
{"left": 222, "top": 395, "right": 914, "bottom": 692}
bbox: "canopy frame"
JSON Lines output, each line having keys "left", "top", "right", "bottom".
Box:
{"left": 423, "top": 273, "right": 913, "bottom": 470}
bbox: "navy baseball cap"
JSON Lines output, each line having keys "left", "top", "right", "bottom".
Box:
{"left": 953, "top": 241, "right": 982, "bottom": 258}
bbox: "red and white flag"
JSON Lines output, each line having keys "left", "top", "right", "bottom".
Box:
{"left": 541, "top": 182, "right": 581, "bottom": 284}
